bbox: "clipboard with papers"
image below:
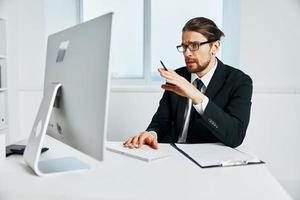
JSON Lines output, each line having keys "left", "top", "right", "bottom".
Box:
{"left": 171, "top": 143, "right": 264, "bottom": 168}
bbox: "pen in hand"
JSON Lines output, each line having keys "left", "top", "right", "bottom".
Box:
{"left": 160, "top": 60, "right": 168, "bottom": 71}
{"left": 160, "top": 60, "right": 175, "bottom": 86}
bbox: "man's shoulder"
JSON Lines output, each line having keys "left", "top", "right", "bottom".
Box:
{"left": 218, "top": 60, "right": 251, "bottom": 79}
{"left": 220, "top": 62, "right": 252, "bottom": 82}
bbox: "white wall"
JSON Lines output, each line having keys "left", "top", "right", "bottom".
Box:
{"left": 107, "top": 88, "right": 162, "bottom": 141}
{"left": 245, "top": 93, "right": 300, "bottom": 199}
{"left": 19, "top": 0, "right": 79, "bottom": 142}
{"left": 239, "top": 0, "right": 300, "bottom": 90}
{"left": 239, "top": 0, "right": 300, "bottom": 199}
{"left": 17, "top": 0, "right": 46, "bottom": 144}
{"left": 0, "top": 0, "right": 32, "bottom": 143}
{"left": 0, "top": 0, "right": 79, "bottom": 143}
{"left": 82, "top": 0, "right": 144, "bottom": 78}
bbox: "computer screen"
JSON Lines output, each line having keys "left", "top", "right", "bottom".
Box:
{"left": 43, "top": 13, "right": 113, "bottom": 161}
{"left": 24, "top": 13, "right": 113, "bottom": 175}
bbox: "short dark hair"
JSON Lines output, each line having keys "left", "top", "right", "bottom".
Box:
{"left": 182, "top": 17, "right": 225, "bottom": 41}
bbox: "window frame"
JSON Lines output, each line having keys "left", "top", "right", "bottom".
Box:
{"left": 79, "top": 0, "right": 240, "bottom": 91}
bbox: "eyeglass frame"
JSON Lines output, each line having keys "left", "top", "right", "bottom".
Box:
{"left": 176, "top": 40, "right": 217, "bottom": 53}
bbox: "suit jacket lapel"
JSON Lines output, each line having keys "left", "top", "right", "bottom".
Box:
{"left": 205, "top": 58, "right": 226, "bottom": 99}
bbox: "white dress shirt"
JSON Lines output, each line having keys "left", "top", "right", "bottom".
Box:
{"left": 177, "top": 59, "right": 218, "bottom": 143}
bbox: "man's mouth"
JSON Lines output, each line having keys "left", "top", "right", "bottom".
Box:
{"left": 185, "top": 59, "right": 197, "bottom": 64}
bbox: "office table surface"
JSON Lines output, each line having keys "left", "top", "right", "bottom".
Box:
{"left": 0, "top": 136, "right": 291, "bottom": 200}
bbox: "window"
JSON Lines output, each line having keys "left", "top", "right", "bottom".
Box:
{"left": 82, "top": 0, "right": 144, "bottom": 78}
{"left": 81, "top": 0, "right": 238, "bottom": 84}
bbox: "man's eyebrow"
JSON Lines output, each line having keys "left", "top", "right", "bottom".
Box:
{"left": 182, "top": 40, "right": 201, "bottom": 44}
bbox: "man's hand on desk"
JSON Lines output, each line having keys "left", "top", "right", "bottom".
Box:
{"left": 123, "top": 131, "right": 158, "bottom": 149}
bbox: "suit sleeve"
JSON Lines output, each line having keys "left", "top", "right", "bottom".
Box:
{"left": 200, "top": 74, "right": 253, "bottom": 147}
{"left": 146, "top": 91, "right": 173, "bottom": 141}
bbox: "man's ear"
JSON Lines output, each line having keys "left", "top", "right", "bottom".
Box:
{"left": 211, "top": 40, "right": 220, "bottom": 55}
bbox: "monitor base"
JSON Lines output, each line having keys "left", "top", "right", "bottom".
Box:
{"left": 23, "top": 83, "right": 90, "bottom": 176}
{"left": 38, "top": 156, "right": 90, "bottom": 175}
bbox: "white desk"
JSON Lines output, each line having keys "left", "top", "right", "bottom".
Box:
{"left": 0, "top": 136, "right": 291, "bottom": 200}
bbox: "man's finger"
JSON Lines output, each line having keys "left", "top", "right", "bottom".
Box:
{"left": 149, "top": 140, "right": 158, "bottom": 149}
{"left": 161, "top": 71, "right": 174, "bottom": 78}
{"left": 137, "top": 133, "right": 148, "bottom": 147}
{"left": 161, "top": 84, "right": 176, "bottom": 92}
{"left": 131, "top": 135, "right": 140, "bottom": 148}
{"left": 158, "top": 68, "right": 173, "bottom": 78}
{"left": 144, "top": 136, "right": 158, "bottom": 149}
{"left": 123, "top": 137, "right": 135, "bottom": 148}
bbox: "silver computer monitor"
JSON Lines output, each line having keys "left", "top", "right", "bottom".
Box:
{"left": 44, "top": 13, "right": 113, "bottom": 161}
{"left": 24, "top": 13, "right": 113, "bottom": 176}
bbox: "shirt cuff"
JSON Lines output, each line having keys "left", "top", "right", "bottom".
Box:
{"left": 193, "top": 95, "right": 209, "bottom": 115}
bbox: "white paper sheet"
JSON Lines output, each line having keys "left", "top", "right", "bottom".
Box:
{"left": 175, "top": 143, "right": 261, "bottom": 167}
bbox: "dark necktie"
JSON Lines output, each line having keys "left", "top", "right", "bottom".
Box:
{"left": 187, "top": 78, "right": 204, "bottom": 141}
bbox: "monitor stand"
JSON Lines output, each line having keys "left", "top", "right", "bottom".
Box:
{"left": 23, "top": 83, "right": 90, "bottom": 176}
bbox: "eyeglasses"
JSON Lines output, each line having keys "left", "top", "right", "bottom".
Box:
{"left": 176, "top": 40, "right": 216, "bottom": 53}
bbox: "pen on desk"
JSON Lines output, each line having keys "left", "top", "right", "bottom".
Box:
{"left": 220, "top": 160, "right": 248, "bottom": 167}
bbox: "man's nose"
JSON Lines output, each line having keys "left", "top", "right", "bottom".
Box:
{"left": 183, "top": 47, "right": 192, "bottom": 57}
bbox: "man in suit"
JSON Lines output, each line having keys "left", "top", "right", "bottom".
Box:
{"left": 124, "top": 17, "right": 252, "bottom": 149}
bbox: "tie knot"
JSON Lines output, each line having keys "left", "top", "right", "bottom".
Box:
{"left": 194, "top": 78, "right": 204, "bottom": 91}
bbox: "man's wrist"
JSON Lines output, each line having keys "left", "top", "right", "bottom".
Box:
{"left": 192, "top": 91, "right": 204, "bottom": 105}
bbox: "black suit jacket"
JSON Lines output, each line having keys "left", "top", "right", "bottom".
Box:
{"left": 146, "top": 59, "right": 253, "bottom": 147}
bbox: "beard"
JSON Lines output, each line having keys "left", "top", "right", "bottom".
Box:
{"left": 186, "top": 56, "right": 212, "bottom": 74}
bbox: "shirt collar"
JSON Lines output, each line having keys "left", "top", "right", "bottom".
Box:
{"left": 191, "top": 58, "right": 218, "bottom": 88}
